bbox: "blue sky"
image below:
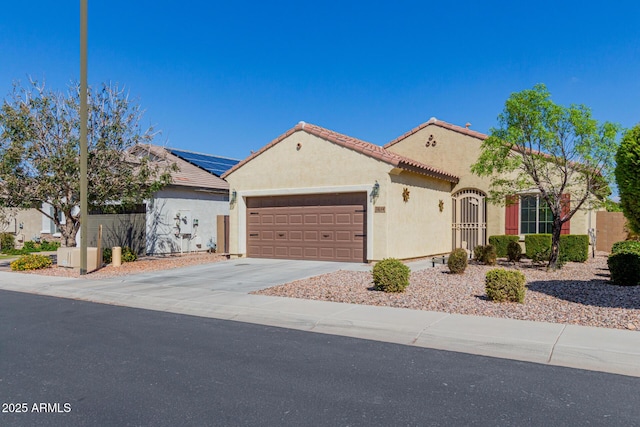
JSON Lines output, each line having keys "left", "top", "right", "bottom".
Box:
{"left": 1, "top": 1, "right": 639, "bottom": 161}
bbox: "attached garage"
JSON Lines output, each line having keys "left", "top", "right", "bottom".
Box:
{"left": 223, "top": 121, "right": 460, "bottom": 263}
{"left": 246, "top": 193, "right": 366, "bottom": 262}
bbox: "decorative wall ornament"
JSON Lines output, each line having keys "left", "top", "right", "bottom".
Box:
{"left": 425, "top": 134, "right": 437, "bottom": 148}
{"left": 439, "top": 199, "right": 444, "bottom": 212}
{"left": 402, "top": 187, "right": 410, "bottom": 202}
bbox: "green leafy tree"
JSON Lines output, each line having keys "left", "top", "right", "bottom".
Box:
{"left": 615, "top": 124, "right": 640, "bottom": 234}
{"left": 0, "top": 80, "right": 175, "bottom": 247}
{"left": 471, "top": 84, "right": 620, "bottom": 269}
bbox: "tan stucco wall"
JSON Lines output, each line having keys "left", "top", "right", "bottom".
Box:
{"left": 12, "top": 209, "right": 45, "bottom": 247}
{"left": 386, "top": 124, "right": 596, "bottom": 241}
{"left": 225, "top": 130, "right": 454, "bottom": 261}
{"left": 386, "top": 172, "right": 453, "bottom": 258}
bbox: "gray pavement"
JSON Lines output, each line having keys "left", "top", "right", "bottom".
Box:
{"left": 0, "top": 257, "right": 638, "bottom": 378}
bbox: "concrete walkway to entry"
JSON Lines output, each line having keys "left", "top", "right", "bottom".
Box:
{"left": 0, "top": 258, "right": 638, "bottom": 378}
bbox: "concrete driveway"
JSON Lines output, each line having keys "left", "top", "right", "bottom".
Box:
{"left": 102, "top": 257, "right": 371, "bottom": 293}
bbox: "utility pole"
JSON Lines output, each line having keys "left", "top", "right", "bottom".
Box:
{"left": 80, "top": 0, "right": 88, "bottom": 275}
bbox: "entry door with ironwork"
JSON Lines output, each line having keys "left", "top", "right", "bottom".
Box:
{"left": 452, "top": 189, "right": 486, "bottom": 253}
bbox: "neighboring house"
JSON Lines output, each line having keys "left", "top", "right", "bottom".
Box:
{"left": 222, "top": 118, "right": 595, "bottom": 263}
{"left": 8, "top": 145, "right": 239, "bottom": 255}
{"left": 129, "top": 144, "right": 239, "bottom": 255}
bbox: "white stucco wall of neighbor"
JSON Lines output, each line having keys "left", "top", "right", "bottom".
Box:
{"left": 146, "top": 187, "right": 229, "bottom": 254}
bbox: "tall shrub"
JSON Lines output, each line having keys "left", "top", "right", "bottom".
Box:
{"left": 559, "top": 235, "right": 589, "bottom": 262}
{"left": 615, "top": 124, "right": 640, "bottom": 235}
{"left": 489, "top": 235, "right": 520, "bottom": 258}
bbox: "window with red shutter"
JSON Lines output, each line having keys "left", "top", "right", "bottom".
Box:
{"left": 505, "top": 196, "right": 519, "bottom": 235}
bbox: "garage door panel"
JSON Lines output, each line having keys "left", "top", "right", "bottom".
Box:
{"left": 304, "top": 247, "right": 319, "bottom": 258}
{"left": 289, "top": 247, "right": 303, "bottom": 257}
{"left": 304, "top": 214, "right": 318, "bottom": 224}
{"left": 304, "top": 231, "right": 319, "bottom": 241}
{"left": 320, "top": 231, "right": 334, "bottom": 241}
{"left": 319, "top": 247, "right": 335, "bottom": 258}
{"left": 247, "top": 193, "right": 366, "bottom": 262}
{"left": 319, "top": 214, "right": 335, "bottom": 225}
{"left": 335, "top": 231, "right": 351, "bottom": 241}
{"left": 335, "top": 213, "right": 352, "bottom": 224}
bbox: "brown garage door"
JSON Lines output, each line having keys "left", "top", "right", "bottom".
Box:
{"left": 247, "top": 193, "right": 366, "bottom": 262}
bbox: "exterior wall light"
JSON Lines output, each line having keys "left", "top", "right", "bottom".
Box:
{"left": 230, "top": 190, "right": 237, "bottom": 205}
{"left": 370, "top": 181, "right": 380, "bottom": 203}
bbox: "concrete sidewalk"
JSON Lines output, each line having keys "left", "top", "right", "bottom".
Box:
{"left": 0, "top": 267, "right": 638, "bottom": 378}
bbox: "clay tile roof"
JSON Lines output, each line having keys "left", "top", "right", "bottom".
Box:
{"left": 384, "top": 117, "right": 488, "bottom": 149}
{"left": 222, "top": 122, "right": 459, "bottom": 183}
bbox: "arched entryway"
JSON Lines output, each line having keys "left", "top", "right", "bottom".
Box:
{"left": 452, "top": 189, "right": 487, "bottom": 253}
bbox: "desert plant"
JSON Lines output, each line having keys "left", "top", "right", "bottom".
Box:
{"left": 506, "top": 241, "right": 522, "bottom": 263}
{"left": 559, "top": 235, "right": 589, "bottom": 262}
{"left": 0, "top": 233, "right": 15, "bottom": 252}
{"left": 447, "top": 248, "right": 468, "bottom": 274}
{"left": 488, "top": 235, "right": 520, "bottom": 258}
{"left": 485, "top": 268, "right": 526, "bottom": 303}
{"left": 473, "top": 245, "right": 486, "bottom": 263}
{"left": 10, "top": 254, "right": 53, "bottom": 271}
{"left": 474, "top": 245, "right": 497, "bottom": 265}
{"left": 121, "top": 246, "right": 137, "bottom": 263}
{"left": 372, "top": 258, "right": 411, "bottom": 293}
{"left": 103, "top": 247, "right": 113, "bottom": 264}
{"left": 611, "top": 240, "right": 640, "bottom": 255}
{"left": 23, "top": 240, "right": 37, "bottom": 251}
{"left": 524, "top": 234, "right": 552, "bottom": 259}
{"left": 607, "top": 250, "right": 640, "bottom": 286}
{"left": 39, "top": 240, "right": 60, "bottom": 251}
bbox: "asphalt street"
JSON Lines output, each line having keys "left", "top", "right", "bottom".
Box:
{"left": 1, "top": 289, "right": 638, "bottom": 426}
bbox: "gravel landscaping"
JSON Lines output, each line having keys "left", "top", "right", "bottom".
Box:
{"left": 10, "top": 252, "right": 228, "bottom": 280}
{"left": 253, "top": 252, "right": 640, "bottom": 331}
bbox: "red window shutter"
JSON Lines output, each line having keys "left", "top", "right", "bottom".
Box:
{"left": 560, "top": 193, "right": 570, "bottom": 235}
{"left": 505, "top": 196, "right": 519, "bottom": 235}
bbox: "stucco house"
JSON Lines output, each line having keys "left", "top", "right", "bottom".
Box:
{"left": 7, "top": 145, "right": 239, "bottom": 255}
{"left": 222, "top": 118, "right": 594, "bottom": 263}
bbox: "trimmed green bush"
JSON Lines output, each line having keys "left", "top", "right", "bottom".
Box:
{"left": 611, "top": 240, "right": 640, "bottom": 255}
{"left": 103, "top": 247, "right": 113, "bottom": 264}
{"left": 485, "top": 268, "right": 526, "bottom": 303}
{"left": 121, "top": 246, "right": 137, "bottom": 263}
{"left": 525, "top": 234, "right": 552, "bottom": 260}
{"left": 447, "top": 248, "right": 468, "bottom": 274}
{"left": 10, "top": 254, "right": 53, "bottom": 271}
{"left": 372, "top": 258, "right": 411, "bottom": 293}
{"left": 474, "top": 245, "right": 497, "bottom": 265}
{"left": 489, "top": 235, "right": 520, "bottom": 258}
{"left": 1, "top": 233, "right": 15, "bottom": 251}
{"left": 23, "top": 240, "right": 37, "bottom": 251}
{"left": 607, "top": 250, "right": 640, "bottom": 286}
{"left": 39, "top": 240, "right": 60, "bottom": 251}
{"left": 559, "top": 235, "right": 588, "bottom": 262}
{"left": 506, "top": 241, "right": 522, "bottom": 262}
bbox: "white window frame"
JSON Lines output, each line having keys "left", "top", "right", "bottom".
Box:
{"left": 519, "top": 193, "right": 553, "bottom": 235}
{"left": 41, "top": 203, "right": 65, "bottom": 237}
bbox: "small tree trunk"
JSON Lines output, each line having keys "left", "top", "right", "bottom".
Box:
{"left": 547, "top": 220, "right": 563, "bottom": 269}
{"left": 60, "top": 221, "right": 78, "bottom": 248}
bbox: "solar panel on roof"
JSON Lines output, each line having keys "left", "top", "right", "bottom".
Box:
{"left": 168, "top": 148, "right": 240, "bottom": 176}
